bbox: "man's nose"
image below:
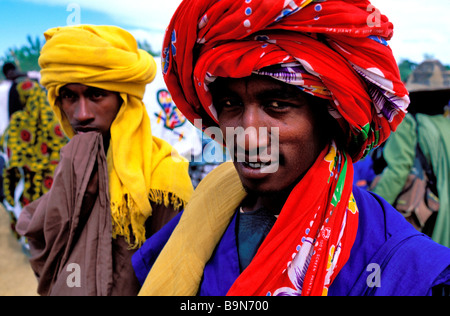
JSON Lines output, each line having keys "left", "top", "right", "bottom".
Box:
{"left": 237, "top": 106, "right": 270, "bottom": 153}
{"left": 74, "top": 98, "right": 95, "bottom": 122}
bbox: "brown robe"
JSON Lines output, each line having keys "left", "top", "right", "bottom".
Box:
{"left": 16, "top": 132, "right": 176, "bottom": 296}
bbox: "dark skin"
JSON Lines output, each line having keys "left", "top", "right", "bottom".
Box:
{"left": 58, "top": 83, "right": 176, "bottom": 236}
{"left": 3, "top": 65, "right": 27, "bottom": 81}
{"left": 211, "top": 75, "right": 335, "bottom": 215}
{"left": 59, "top": 84, "right": 122, "bottom": 152}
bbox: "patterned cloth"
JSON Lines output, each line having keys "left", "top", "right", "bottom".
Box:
{"left": 1, "top": 80, "right": 67, "bottom": 209}
{"left": 162, "top": 0, "right": 410, "bottom": 161}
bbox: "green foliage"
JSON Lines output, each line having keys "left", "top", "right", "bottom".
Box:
{"left": 0, "top": 36, "right": 161, "bottom": 81}
{"left": 398, "top": 59, "right": 418, "bottom": 83}
{"left": 137, "top": 40, "right": 160, "bottom": 57}
{"left": 1, "top": 35, "right": 44, "bottom": 80}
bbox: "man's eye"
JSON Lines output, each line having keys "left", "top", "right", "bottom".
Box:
{"left": 215, "top": 98, "right": 242, "bottom": 113}
{"left": 91, "top": 92, "right": 106, "bottom": 100}
{"left": 61, "top": 92, "right": 75, "bottom": 100}
{"left": 220, "top": 99, "right": 241, "bottom": 107}
{"left": 266, "top": 101, "right": 289, "bottom": 110}
{"left": 223, "top": 100, "right": 235, "bottom": 107}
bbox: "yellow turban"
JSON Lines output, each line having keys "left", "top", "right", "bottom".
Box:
{"left": 39, "top": 25, "right": 193, "bottom": 247}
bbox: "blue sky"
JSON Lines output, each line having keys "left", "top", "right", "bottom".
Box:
{"left": 1, "top": 2, "right": 102, "bottom": 45}
{"left": 0, "top": 0, "right": 179, "bottom": 57}
{"left": 1, "top": 0, "right": 450, "bottom": 65}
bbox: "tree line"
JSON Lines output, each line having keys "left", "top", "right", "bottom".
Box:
{"left": 1, "top": 35, "right": 449, "bottom": 82}
{"left": 1, "top": 35, "right": 160, "bottom": 80}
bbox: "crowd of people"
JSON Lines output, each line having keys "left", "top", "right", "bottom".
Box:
{"left": 1, "top": 0, "right": 449, "bottom": 296}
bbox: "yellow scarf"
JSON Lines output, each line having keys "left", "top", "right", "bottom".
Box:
{"left": 139, "top": 162, "right": 246, "bottom": 295}
{"left": 39, "top": 25, "right": 194, "bottom": 247}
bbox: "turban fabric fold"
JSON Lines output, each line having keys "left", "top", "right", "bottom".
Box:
{"left": 162, "top": 0, "right": 410, "bottom": 161}
{"left": 39, "top": 25, "right": 193, "bottom": 248}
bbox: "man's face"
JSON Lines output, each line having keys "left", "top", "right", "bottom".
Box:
{"left": 5, "top": 68, "right": 15, "bottom": 80}
{"left": 212, "top": 75, "right": 327, "bottom": 194}
{"left": 59, "top": 84, "right": 122, "bottom": 141}
{"left": 4, "top": 67, "right": 21, "bottom": 81}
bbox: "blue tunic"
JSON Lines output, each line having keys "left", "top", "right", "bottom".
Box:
{"left": 132, "top": 186, "right": 450, "bottom": 296}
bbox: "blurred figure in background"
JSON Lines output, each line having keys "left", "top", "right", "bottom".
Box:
{"left": 371, "top": 59, "right": 450, "bottom": 248}
{"left": 2, "top": 63, "right": 29, "bottom": 118}
{"left": 1, "top": 63, "right": 43, "bottom": 215}
{"left": 0, "top": 79, "right": 68, "bottom": 241}
{"left": 1, "top": 63, "right": 28, "bottom": 209}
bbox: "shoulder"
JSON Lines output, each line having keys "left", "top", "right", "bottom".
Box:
{"left": 132, "top": 211, "right": 182, "bottom": 285}
{"left": 132, "top": 162, "right": 242, "bottom": 284}
{"left": 330, "top": 186, "right": 450, "bottom": 296}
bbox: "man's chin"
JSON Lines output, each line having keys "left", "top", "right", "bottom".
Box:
{"left": 241, "top": 178, "right": 293, "bottom": 197}
{"left": 239, "top": 172, "right": 302, "bottom": 200}
{"left": 238, "top": 172, "right": 276, "bottom": 195}
{"left": 242, "top": 184, "right": 276, "bottom": 196}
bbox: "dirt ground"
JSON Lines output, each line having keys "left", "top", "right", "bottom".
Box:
{"left": 0, "top": 204, "right": 38, "bottom": 296}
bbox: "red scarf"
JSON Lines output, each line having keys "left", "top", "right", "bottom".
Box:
{"left": 227, "top": 143, "right": 358, "bottom": 296}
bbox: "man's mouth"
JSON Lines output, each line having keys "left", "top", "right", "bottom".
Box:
{"left": 237, "top": 157, "right": 280, "bottom": 175}
{"left": 74, "top": 127, "right": 100, "bottom": 135}
{"left": 242, "top": 161, "right": 273, "bottom": 169}
{"left": 232, "top": 147, "right": 280, "bottom": 173}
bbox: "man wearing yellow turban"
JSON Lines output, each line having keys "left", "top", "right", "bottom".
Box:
{"left": 16, "top": 25, "right": 193, "bottom": 296}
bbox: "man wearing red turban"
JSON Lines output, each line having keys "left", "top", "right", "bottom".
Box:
{"left": 134, "top": 0, "right": 450, "bottom": 296}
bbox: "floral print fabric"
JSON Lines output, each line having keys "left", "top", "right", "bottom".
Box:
{"left": 1, "top": 80, "right": 67, "bottom": 208}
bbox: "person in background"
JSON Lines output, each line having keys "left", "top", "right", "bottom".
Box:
{"left": 372, "top": 59, "right": 450, "bottom": 248}
{"left": 353, "top": 155, "right": 377, "bottom": 191}
{"left": 16, "top": 25, "right": 193, "bottom": 296}
{"left": 371, "top": 109, "right": 450, "bottom": 247}
{"left": 1, "top": 79, "right": 68, "bottom": 239}
{"left": 1, "top": 63, "right": 30, "bottom": 208}
{"left": 2, "top": 63, "right": 29, "bottom": 118}
{"left": 134, "top": 0, "right": 450, "bottom": 296}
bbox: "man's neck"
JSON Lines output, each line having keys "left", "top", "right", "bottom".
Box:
{"left": 241, "top": 189, "right": 292, "bottom": 216}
